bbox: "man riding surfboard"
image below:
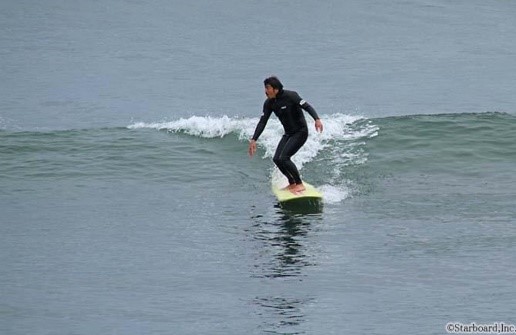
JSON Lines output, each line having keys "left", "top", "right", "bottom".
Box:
{"left": 248, "top": 76, "right": 323, "bottom": 194}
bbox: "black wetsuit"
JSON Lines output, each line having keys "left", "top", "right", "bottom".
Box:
{"left": 251, "top": 89, "right": 320, "bottom": 185}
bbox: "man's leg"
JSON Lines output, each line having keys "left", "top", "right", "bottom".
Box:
{"left": 273, "top": 135, "right": 296, "bottom": 185}
{"left": 273, "top": 131, "right": 308, "bottom": 191}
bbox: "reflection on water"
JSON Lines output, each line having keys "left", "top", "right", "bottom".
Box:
{"left": 249, "top": 205, "right": 323, "bottom": 334}
{"left": 253, "top": 296, "right": 313, "bottom": 334}
{"left": 251, "top": 206, "right": 322, "bottom": 279}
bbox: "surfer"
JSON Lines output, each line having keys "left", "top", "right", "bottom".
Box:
{"left": 248, "top": 76, "right": 323, "bottom": 193}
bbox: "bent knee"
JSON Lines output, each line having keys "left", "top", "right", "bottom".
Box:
{"left": 273, "top": 156, "right": 290, "bottom": 164}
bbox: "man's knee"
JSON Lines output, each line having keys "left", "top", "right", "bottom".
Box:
{"left": 273, "top": 155, "right": 289, "bottom": 165}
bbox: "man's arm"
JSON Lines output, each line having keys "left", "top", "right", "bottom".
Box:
{"left": 251, "top": 113, "right": 270, "bottom": 141}
{"left": 290, "top": 91, "right": 323, "bottom": 133}
{"left": 249, "top": 102, "right": 272, "bottom": 157}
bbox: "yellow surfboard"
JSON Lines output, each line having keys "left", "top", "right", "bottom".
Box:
{"left": 271, "top": 181, "right": 323, "bottom": 203}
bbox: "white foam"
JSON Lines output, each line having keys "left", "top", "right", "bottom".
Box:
{"left": 128, "top": 115, "right": 255, "bottom": 139}
{"left": 319, "top": 184, "right": 351, "bottom": 203}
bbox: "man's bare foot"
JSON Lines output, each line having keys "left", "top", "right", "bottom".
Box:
{"left": 282, "top": 184, "right": 296, "bottom": 191}
{"left": 290, "top": 183, "right": 306, "bottom": 194}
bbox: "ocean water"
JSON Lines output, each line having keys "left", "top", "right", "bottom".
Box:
{"left": 1, "top": 1, "right": 516, "bottom": 334}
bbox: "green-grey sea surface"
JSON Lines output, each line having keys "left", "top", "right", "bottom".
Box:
{"left": 2, "top": 0, "right": 516, "bottom": 334}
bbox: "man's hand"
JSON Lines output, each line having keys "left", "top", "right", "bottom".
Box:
{"left": 315, "top": 119, "right": 323, "bottom": 133}
{"left": 248, "top": 140, "right": 257, "bottom": 157}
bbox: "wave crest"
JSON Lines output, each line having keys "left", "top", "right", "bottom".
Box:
{"left": 129, "top": 114, "right": 378, "bottom": 203}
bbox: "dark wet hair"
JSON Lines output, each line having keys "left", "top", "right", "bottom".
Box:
{"left": 264, "top": 76, "right": 283, "bottom": 91}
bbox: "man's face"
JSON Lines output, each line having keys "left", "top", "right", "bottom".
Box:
{"left": 265, "top": 84, "right": 279, "bottom": 98}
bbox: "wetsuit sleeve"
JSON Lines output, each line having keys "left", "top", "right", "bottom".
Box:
{"left": 251, "top": 102, "right": 273, "bottom": 141}
{"left": 291, "top": 91, "right": 320, "bottom": 120}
